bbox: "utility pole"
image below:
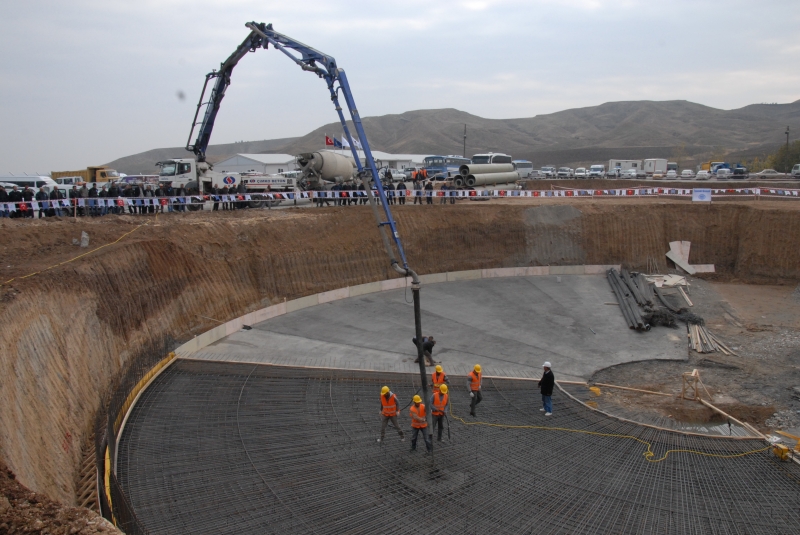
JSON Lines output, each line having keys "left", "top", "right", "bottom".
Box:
{"left": 786, "top": 126, "right": 790, "bottom": 173}
{"left": 463, "top": 124, "right": 467, "bottom": 158}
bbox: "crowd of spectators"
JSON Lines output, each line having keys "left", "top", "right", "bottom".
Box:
{"left": 0, "top": 174, "right": 463, "bottom": 219}
{"left": 0, "top": 182, "right": 258, "bottom": 218}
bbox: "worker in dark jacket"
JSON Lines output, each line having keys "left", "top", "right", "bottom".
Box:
{"left": 412, "top": 335, "right": 435, "bottom": 366}
{"left": 385, "top": 181, "right": 395, "bottom": 205}
{"left": 21, "top": 186, "right": 35, "bottom": 218}
{"left": 358, "top": 182, "right": 366, "bottom": 205}
{"left": 0, "top": 186, "right": 9, "bottom": 217}
{"left": 8, "top": 186, "right": 23, "bottom": 218}
{"left": 50, "top": 187, "right": 64, "bottom": 217}
{"left": 35, "top": 187, "right": 49, "bottom": 218}
{"left": 424, "top": 180, "right": 434, "bottom": 204}
{"left": 396, "top": 180, "right": 406, "bottom": 205}
{"left": 538, "top": 362, "right": 555, "bottom": 416}
{"left": 88, "top": 183, "right": 98, "bottom": 216}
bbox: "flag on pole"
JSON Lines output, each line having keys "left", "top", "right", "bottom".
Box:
{"left": 340, "top": 135, "right": 351, "bottom": 149}
{"left": 353, "top": 137, "right": 363, "bottom": 150}
{"left": 333, "top": 137, "right": 343, "bottom": 148}
{"left": 325, "top": 135, "right": 334, "bottom": 146}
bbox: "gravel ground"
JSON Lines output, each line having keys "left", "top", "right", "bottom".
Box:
{"left": 589, "top": 277, "right": 800, "bottom": 435}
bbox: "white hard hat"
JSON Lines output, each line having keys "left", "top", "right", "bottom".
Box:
{"left": 543, "top": 362, "right": 551, "bottom": 368}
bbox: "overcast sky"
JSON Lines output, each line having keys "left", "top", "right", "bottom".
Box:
{"left": 1, "top": 0, "right": 798, "bottom": 172}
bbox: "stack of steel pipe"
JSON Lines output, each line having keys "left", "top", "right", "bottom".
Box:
{"left": 620, "top": 269, "right": 654, "bottom": 307}
{"left": 457, "top": 163, "right": 519, "bottom": 187}
{"left": 607, "top": 268, "right": 650, "bottom": 331}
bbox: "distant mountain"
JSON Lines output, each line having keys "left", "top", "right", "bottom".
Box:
{"left": 106, "top": 100, "right": 800, "bottom": 172}
{"left": 104, "top": 138, "right": 298, "bottom": 175}
{"left": 278, "top": 100, "right": 800, "bottom": 167}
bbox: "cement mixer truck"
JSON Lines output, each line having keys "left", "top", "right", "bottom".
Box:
{"left": 296, "top": 150, "right": 357, "bottom": 187}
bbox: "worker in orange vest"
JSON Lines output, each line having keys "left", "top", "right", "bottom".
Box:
{"left": 409, "top": 395, "right": 432, "bottom": 453}
{"left": 430, "top": 384, "right": 449, "bottom": 442}
{"left": 431, "top": 364, "right": 448, "bottom": 390}
{"left": 378, "top": 386, "right": 405, "bottom": 444}
{"left": 467, "top": 364, "right": 482, "bottom": 417}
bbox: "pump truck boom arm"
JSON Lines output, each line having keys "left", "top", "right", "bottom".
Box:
{"left": 186, "top": 22, "right": 434, "bottom": 452}
{"left": 185, "top": 22, "right": 410, "bottom": 273}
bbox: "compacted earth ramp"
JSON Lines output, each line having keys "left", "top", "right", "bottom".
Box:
{"left": 117, "top": 360, "right": 800, "bottom": 534}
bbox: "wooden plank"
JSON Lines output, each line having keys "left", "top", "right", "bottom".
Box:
{"left": 593, "top": 383, "right": 673, "bottom": 397}
{"left": 666, "top": 250, "right": 697, "bottom": 275}
{"left": 678, "top": 286, "right": 693, "bottom": 307}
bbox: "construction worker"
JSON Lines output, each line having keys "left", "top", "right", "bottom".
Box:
{"left": 409, "top": 395, "right": 432, "bottom": 453}
{"left": 378, "top": 386, "right": 405, "bottom": 443}
{"left": 539, "top": 362, "right": 555, "bottom": 416}
{"left": 431, "top": 365, "right": 448, "bottom": 390}
{"left": 431, "top": 384, "right": 449, "bottom": 442}
{"left": 467, "top": 364, "right": 482, "bottom": 417}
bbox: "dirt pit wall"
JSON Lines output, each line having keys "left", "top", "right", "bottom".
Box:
{"left": 0, "top": 200, "right": 798, "bottom": 505}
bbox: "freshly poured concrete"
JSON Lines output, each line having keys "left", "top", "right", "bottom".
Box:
{"left": 188, "top": 275, "right": 687, "bottom": 381}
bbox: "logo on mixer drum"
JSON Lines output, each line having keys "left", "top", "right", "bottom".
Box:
{"left": 223, "top": 176, "right": 236, "bottom": 185}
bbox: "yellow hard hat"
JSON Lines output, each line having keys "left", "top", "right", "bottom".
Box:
{"left": 381, "top": 386, "right": 390, "bottom": 395}
{"left": 413, "top": 395, "right": 422, "bottom": 403}
{"left": 474, "top": 364, "right": 482, "bottom": 373}
{"left": 439, "top": 384, "right": 448, "bottom": 394}
{"left": 435, "top": 365, "right": 443, "bottom": 373}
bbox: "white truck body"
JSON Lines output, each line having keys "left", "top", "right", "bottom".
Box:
{"left": 608, "top": 160, "right": 642, "bottom": 178}
{"left": 512, "top": 160, "right": 534, "bottom": 178}
{"left": 157, "top": 158, "right": 299, "bottom": 194}
{"left": 643, "top": 158, "right": 668, "bottom": 176}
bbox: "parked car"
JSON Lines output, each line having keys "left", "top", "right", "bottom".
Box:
{"left": 621, "top": 169, "right": 637, "bottom": 179}
{"left": 680, "top": 169, "right": 694, "bottom": 179}
{"left": 574, "top": 167, "right": 587, "bottom": 178}
{"left": 588, "top": 165, "right": 605, "bottom": 178}
{"left": 557, "top": 167, "right": 572, "bottom": 178}
{"left": 732, "top": 167, "right": 748, "bottom": 179}
{"left": 665, "top": 170, "right": 678, "bottom": 179}
{"left": 754, "top": 169, "right": 781, "bottom": 178}
{"left": 792, "top": 163, "right": 800, "bottom": 178}
{"left": 652, "top": 171, "right": 665, "bottom": 179}
{"left": 715, "top": 168, "right": 732, "bottom": 179}
{"left": 636, "top": 169, "right": 647, "bottom": 179}
{"left": 541, "top": 166, "right": 557, "bottom": 178}
{"left": 695, "top": 170, "right": 710, "bottom": 180}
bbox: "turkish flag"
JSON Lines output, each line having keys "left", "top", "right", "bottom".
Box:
{"left": 325, "top": 136, "right": 334, "bottom": 146}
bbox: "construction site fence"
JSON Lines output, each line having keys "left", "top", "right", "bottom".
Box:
{"left": 94, "top": 334, "right": 176, "bottom": 535}
{"left": 2, "top": 186, "right": 800, "bottom": 214}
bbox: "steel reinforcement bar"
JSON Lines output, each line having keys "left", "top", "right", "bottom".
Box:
{"left": 115, "top": 360, "right": 800, "bottom": 535}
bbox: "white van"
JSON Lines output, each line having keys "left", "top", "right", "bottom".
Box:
{"left": 0, "top": 176, "right": 58, "bottom": 192}
{"left": 792, "top": 163, "right": 800, "bottom": 178}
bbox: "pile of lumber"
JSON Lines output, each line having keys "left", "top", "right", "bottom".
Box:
{"left": 688, "top": 324, "right": 737, "bottom": 355}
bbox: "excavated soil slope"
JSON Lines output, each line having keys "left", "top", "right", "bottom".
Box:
{"left": 0, "top": 200, "right": 798, "bottom": 505}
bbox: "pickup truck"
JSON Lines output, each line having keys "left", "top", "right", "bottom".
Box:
{"left": 540, "top": 166, "right": 557, "bottom": 178}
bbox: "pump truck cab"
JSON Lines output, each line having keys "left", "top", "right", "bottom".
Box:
{"left": 157, "top": 158, "right": 302, "bottom": 209}
{"left": 157, "top": 158, "right": 239, "bottom": 194}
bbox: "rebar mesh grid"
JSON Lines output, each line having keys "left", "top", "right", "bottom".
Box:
{"left": 117, "top": 360, "right": 800, "bottom": 535}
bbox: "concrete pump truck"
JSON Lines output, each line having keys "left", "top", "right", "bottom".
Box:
{"left": 163, "top": 22, "right": 436, "bottom": 444}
